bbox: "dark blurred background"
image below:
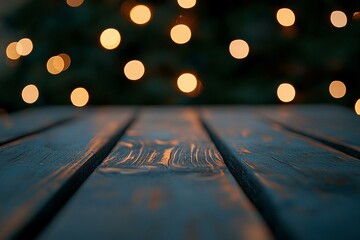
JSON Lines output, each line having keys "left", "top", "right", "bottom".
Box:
{"left": 0, "top": 0, "right": 359, "bottom": 112}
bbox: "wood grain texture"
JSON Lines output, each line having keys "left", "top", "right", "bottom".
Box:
{"left": 0, "top": 107, "right": 133, "bottom": 240}
{"left": 202, "top": 107, "right": 360, "bottom": 240}
{"left": 0, "top": 106, "right": 77, "bottom": 146}
{"left": 39, "top": 108, "right": 272, "bottom": 240}
{"left": 258, "top": 105, "right": 360, "bottom": 158}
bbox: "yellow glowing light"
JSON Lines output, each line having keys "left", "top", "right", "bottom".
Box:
{"left": 71, "top": 87, "right": 89, "bottom": 107}
{"left": 100, "top": 28, "right": 121, "bottom": 50}
{"left": 170, "top": 24, "right": 191, "bottom": 44}
{"left": 47, "top": 56, "right": 65, "bottom": 75}
{"left": 330, "top": 11, "right": 347, "bottom": 28}
{"left": 329, "top": 80, "right": 346, "bottom": 98}
{"left": 277, "top": 83, "right": 296, "bottom": 103}
{"left": 58, "top": 53, "right": 71, "bottom": 71}
{"left": 6, "top": 42, "right": 21, "bottom": 60}
{"left": 229, "top": 39, "right": 250, "bottom": 59}
{"left": 130, "top": 5, "right": 151, "bottom": 25}
{"left": 66, "top": 0, "right": 84, "bottom": 7}
{"left": 16, "top": 38, "right": 33, "bottom": 56}
{"left": 124, "top": 60, "right": 145, "bottom": 80}
{"left": 22, "top": 84, "right": 39, "bottom": 104}
{"left": 276, "top": 8, "right": 296, "bottom": 27}
{"left": 177, "top": 0, "right": 196, "bottom": 9}
{"left": 355, "top": 99, "right": 360, "bottom": 115}
{"left": 177, "top": 73, "right": 197, "bottom": 93}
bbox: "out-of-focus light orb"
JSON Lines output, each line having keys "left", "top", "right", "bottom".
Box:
{"left": 130, "top": 5, "right": 151, "bottom": 25}
{"left": 47, "top": 56, "right": 65, "bottom": 75}
{"left": 330, "top": 11, "right": 347, "bottom": 28}
{"left": 353, "top": 12, "right": 360, "bottom": 20}
{"left": 16, "top": 38, "right": 33, "bottom": 56}
{"left": 329, "top": 80, "right": 346, "bottom": 98}
{"left": 22, "top": 84, "right": 39, "bottom": 104}
{"left": 229, "top": 39, "right": 250, "bottom": 59}
{"left": 177, "top": 0, "right": 196, "bottom": 9}
{"left": 100, "top": 28, "right": 121, "bottom": 50}
{"left": 276, "top": 8, "right": 296, "bottom": 27}
{"left": 71, "top": 87, "right": 89, "bottom": 107}
{"left": 124, "top": 60, "right": 145, "bottom": 80}
{"left": 277, "top": 83, "right": 296, "bottom": 103}
{"left": 6, "top": 42, "right": 21, "bottom": 60}
{"left": 355, "top": 99, "right": 360, "bottom": 115}
{"left": 58, "top": 53, "right": 71, "bottom": 71}
{"left": 170, "top": 24, "right": 191, "bottom": 44}
{"left": 177, "top": 73, "right": 197, "bottom": 93}
{"left": 66, "top": 0, "right": 84, "bottom": 7}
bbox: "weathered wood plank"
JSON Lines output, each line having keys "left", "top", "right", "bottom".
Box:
{"left": 39, "top": 108, "right": 272, "bottom": 240}
{"left": 0, "top": 107, "right": 134, "bottom": 240}
{"left": 0, "top": 106, "right": 77, "bottom": 146}
{"left": 201, "top": 107, "right": 360, "bottom": 240}
{"left": 259, "top": 105, "right": 360, "bottom": 158}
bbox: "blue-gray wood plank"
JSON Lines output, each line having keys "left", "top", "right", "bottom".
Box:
{"left": 202, "top": 107, "right": 360, "bottom": 240}
{"left": 39, "top": 108, "right": 272, "bottom": 240}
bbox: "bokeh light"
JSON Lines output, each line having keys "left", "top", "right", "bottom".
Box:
{"left": 177, "top": 0, "right": 196, "bottom": 9}
{"left": 6, "top": 42, "right": 21, "bottom": 60}
{"left": 66, "top": 0, "right": 84, "bottom": 7}
{"left": 354, "top": 12, "right": 360, "bottom": 21}
{"left": 124, "top": 60, "right": 145, "bottom": 81}
{"left": 329, "top": 80, "right": 346, "bottom": 98}
{"left": 58, "top": 53, "right": 71, "bottom": 71}
{"left": 276, "top": 8, "right": 296, "bottom": 27}
{"left": 47, "top": 56, "right": 65, "bottom": 75}
{"left": 70, "top": 87, "right": 89, "bottom": 107}
{"left": 229, "top": 39, "right": 249, "bottom": 59}
{"left": 21, "top": 84, "right": 39, "bottom": 104}
{"left": 177, "top": 73, "right": 197, "bottom": 93}
{"left": 16, "top": 38, "right": 33, "bottom": 56}
{"left": 330, "top": 11, "right": 347, "bottom": 28}
{"left": 355, "top": 99, "right": 360, "bottom": 115}
{"left": 130, "top": 5, "right": 151, "bottom": 25}
{"left": 170, "top": 24, "right": 191, "bottom": 44}
{"left": 277, "top": 83, "right": 296, "bottom": 102}
{"left": 100, "top": 28, "right": 121, "bottom": 50}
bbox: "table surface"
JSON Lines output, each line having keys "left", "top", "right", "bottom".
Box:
{"left": 0, "top": 105, "right": 359, "bottom": 240}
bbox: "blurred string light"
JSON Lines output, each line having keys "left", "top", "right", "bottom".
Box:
{"left": 70, "top": 87, "right": 89, "bottom": 107}
{"left": 16, "top": 38, "right": 33, "bottom": 56}
{"left": 6, "top": 42, "right": 20, "bottom": 60}
{"left": 170, "top": 24, "right": 191, "bottom": 44}
{"left": 130, "top": 5, "right": 152, "bottom": 25}
{"left": 177, "top": 0, "right": 196, "bottom": 9}
{"left": 124, "top": 60, "right": 145, "bottom": 80}
{"left": 58, "top": 53, "right": 71, "bottom": 71}
{"left": 276, "top": 8, "right": 296, "bottom": 27}
{"left": 66, "top": 0, "right": 84, "bottom": 7}
{"left": 353, "top": 12, "right": 360, "bottom": 21}
{"left": 177, "top": 73, "right": 197, "bottom": 93}
{"left": 277, "top": 83, "right": 295, "bottom": 103}
{"left": 229, "top": 39, "right": 249, "bottom": 59}
{"left": 100, "top": 28, "right": 121, "bottom": 50}
{"left": 329, "top": 80, "right": 346, "bottom": 99}
{"left": 47, "top": 55, "right": 65, "bottom": 75}
{"left": 22, "top": 84, "right": 39, "bottom": 104}
{"left": 355, "top": 99, "right": 360, "bottom": 115}
{"left": 330, "top": 11, "right": 347, "bottom": 28}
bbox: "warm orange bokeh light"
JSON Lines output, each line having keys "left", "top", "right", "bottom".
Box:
{"left": 22, "top": 84, "right": 39, "bottom": 104}
{"left": 70, "top": 87, "right": 89, "bottom": 107}
{"left": 66, "top": 0, "right": 84, "bottom": 7}
{"left": 229, "top": 39, "right": 250, "bottom": 59}
{"left": 16, "top": 38, "right": 33, "bottom": 56}
{"left": 276, "top": 8, "right": 296, "bottom": 27}
{"left": 130, "top": 5, "right": 151, "bottom": 25}
{"left": 47, "top": 56, "right": 65, "bottom": 75}
{"left": 124, "top": 60, "right": 145, "bottom": 80}
{"left": 330, "top": 11, "right": 347, "bottom": 28}
{"left": 6, "top": 42, "right": 21, "bottom": 60}
{"left": 277, "top": 83, "right": 296, "bottom": 103}
{"left": 100, "top": 28, "right": 121, "bottom": 50}
{"left": 177, "top": 0, "right": 196, "bottom": 9}
{"left": 177, "top": 73, "right": 197, "bottom": 93}
{"left": 58, "top": 53, "right": 71, "bottom": 71}
{"left": 355, "top": 99, "right": 360, "bottom": 115}
{"left": 329, "top": 80, "right": 346, "bottom": 99}
{"left": 170, "top": 24, "right": 191, "bottom": 44}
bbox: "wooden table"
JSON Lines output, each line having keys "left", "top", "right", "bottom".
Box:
{"left": 0, "top": 105, "right": 359, "bottom": 240}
